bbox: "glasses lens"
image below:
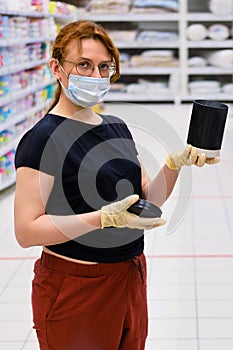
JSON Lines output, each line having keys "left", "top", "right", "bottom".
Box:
{"left": 99, "top": 62, "right": 116, "bottom": 77}
{"left": 76, "top": 60, "right": 93, "bottom": 76}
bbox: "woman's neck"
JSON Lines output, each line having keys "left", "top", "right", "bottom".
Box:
{"left": 50, "top": 103, "right": 103, "bottom": 125}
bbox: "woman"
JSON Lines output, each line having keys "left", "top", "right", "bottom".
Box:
{"left": 14, "top": 20, "right": 219, "bottom": 350}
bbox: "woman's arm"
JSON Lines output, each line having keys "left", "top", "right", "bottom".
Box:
{"left": 140, "top": 159, "right": 179, "bottom": 207}
{"left": 14, "top": 167, "right": 101, "bottom": 248}
{"left": 140, "top": 145, "right": 220, "bottom": 208}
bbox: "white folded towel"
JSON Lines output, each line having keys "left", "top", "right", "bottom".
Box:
{"left": 205, "top": 49, "right": 233, "bottom": 68}
{"left": 222, "top": 83, "right": 233, "bottom": 93}
{"left": 187, "top": 24, "right": 207, "bottom": 41}
{"left": 188, "top": 56, "right": 207, "bottom": 67}
{"left": 209, "top": 0, "right": 233, "bottom": 16}
{"left": 208, "top": 24, "right": 230, "bottom": 41}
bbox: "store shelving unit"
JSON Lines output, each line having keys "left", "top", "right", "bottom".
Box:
{"left": 180, "top": 0, "right": 233, "bottom": 102}
{"left": 78, "top": 11, "right": 181, "bottom": 103}
{"left": 0, "top": 4, "right": 74, "bottom": 191}
{"left": 78, "top": 0, "right": 232, "bottom": 104}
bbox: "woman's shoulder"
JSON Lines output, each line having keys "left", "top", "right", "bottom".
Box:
{"left": 102, "top": 114, "right": 126, "bottom": 125}
{"left": 32, "top": 113, "right": 64, "bottom": 133}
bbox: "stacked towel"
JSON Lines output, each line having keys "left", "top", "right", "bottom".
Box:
{"left": 187, "top": 23, "right": 231, "bottom": 41}
{"left": 222, "top": 83, "right": 233, "bottom": 94}
{"left": 189, "top": 80, "right": 221, "bottom": 94}
{"left": 187, "top": 24, "right": 208, "bottom": 41}
{"left": 125, "top": 78, "right": 171, "bottom": 95}
{"left": 129, "top": 50, "right": 178, "bottom": 67}
{"left": 209, "top": 0, "right": 233, "bottom": 16}
{"left": 188, "top": 56, "right": 207, "bottom": 67}
{"left": 208, "top": 24, "right": 230, "bottom": 41}
{"left": 205, "top": 49, "right": 233, "bottom": 69}
{"left": 87, "top": 0, "right": 131, "bottom": 13}
{"left": 108, "top": 30, "right": 138, "bottom": 42}
{"left": 136, "top": 30, "right": 178, "bottom": 42}
{"left": 132, "top": 0, "right": 179, "bottom": 12}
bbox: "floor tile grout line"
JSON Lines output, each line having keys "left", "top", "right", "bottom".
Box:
{"left": 191, "top": 200, "right": 201, "bottom": 350}
{"left": 0, "top": 259, "right": 27, "bottom": 297}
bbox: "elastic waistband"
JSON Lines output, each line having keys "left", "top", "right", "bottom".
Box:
{"left": 40, "top": 251, "right": 145, "bottom": 278}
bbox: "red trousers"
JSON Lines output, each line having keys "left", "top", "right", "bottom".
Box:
{"left": 32, "top": 251, "right": 148, "bottom": 350}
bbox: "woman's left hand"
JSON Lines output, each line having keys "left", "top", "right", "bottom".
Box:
{"left": 166, "top": 145, "right": 220, "bottom": 170}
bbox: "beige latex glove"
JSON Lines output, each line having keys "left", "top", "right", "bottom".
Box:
{"left": 100, "top": 194, "right": 166, "bottom": 230}
{"left": 166, "top": 145, "right": 220, "bottom": 170}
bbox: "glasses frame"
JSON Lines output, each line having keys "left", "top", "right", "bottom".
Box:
{"left": 62, "top": 59, "right": 116, "bottom": 78}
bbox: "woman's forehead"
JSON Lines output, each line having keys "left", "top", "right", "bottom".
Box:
{"left": 65, "top": 38, "right": 111, "bottom": 60}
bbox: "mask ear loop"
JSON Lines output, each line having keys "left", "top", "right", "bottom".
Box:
{"left": 54, "top": 59, "right": 69, "bottom": 91}
{"left": 56, "top": 59, "right": 69, "bottom": 78}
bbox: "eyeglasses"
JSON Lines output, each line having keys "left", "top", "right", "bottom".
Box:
{"left": 63, "top": 59, "right": 116, "bottom": 78}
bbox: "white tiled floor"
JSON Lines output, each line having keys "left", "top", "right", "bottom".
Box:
{"left": 0, "top": 102, "right": 233, "bottom": 349}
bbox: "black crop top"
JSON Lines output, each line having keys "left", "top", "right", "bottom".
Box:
{"left": 15, "top": 113, "right": 144, "bottom": 262}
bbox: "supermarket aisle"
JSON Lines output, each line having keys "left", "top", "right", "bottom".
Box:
{"left": 0, "top": 102, "right": 233, "bottom": 350}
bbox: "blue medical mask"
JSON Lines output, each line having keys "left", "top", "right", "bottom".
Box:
{"left": 60, "top": 73, "right": 111, "bottom": 108}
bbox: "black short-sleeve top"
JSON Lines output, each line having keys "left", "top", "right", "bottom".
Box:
{"left": 15, "top": 113, "right": 144, "bottom": 262}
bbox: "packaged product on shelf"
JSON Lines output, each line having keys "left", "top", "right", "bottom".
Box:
{"left": 132, "top": 0, "right": 179, "bottom": 13}
{"left": 187, "top": 24, "right": 208, "bottom": 41}
{"left": 108, "top": 30, "right": 138, "bottom": 43}
{"left": 87, "top": 0, "right": 131, "bottom": 13}
{"left": 0, "top": 150, "right": 15, "bottom": 186}
{"left": 208, "top": 24, "right": 230, "bottom": 41}
{"left": 205, "top": 49, "right": 233, "bottom": 69}
{"left": 209, "top": 0, "right": 233, "bottom": 16}
{"left": 188, "top": 56, "right": 207, "bottom": 67}
{"left": 222, "top": 83, "right": 233, "bottom": 94}
{"left": 136, "top": 30, "right": 178, "bottom": 42}
{"left": 0, "top": 105, "right": 11, "bottom": 123}
{"left": 125, "top": 79, "right": 170, "bottom": 95}
{"left": 0, "top": 76, "right": 10, "bottom": 96}
{"left": 188, "top": 80, "right": 221, "bottom": 95}
{"left": 49, "top": 0, "right": 74, "bottom": 15}
{"left": 130, "top": 49, "right": 178, "bottom": 67}
{"left": 0, "top": 15, "right": 9, "bottom": 39}
{"left": 0, "top": 129, "right": 14, "bottom": 147}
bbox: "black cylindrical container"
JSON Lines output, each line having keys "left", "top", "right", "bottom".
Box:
{"left": 187, "top": 100, "right": 228, "bottom": 157}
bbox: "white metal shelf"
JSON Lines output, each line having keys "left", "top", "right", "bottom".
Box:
{"left": 187, "top": 13, "right": 233, "bottom": 22}
{"left": 0, "top": 58, "right": 50, "bottom": 77}
{"left": 120, "top": 67, "right": 179, "bottom": 75}
{"left": 116, "top": 41, "right": 180, "bottom": 49}
{"left": 182, "top": 94, "right": 233, "bottom": 102}
{"left": 0, "top": 37, "right": 55, "bottom": 47}
{"left": 78, "top": 12, "right": 180, "bottom": 22}
{"left": 106, "top": 92, "right": 175, "bottom": 102}
{"left": 187, "top": 40, "right": 233, "bottom": 49}
{"left": 188, "top": 67, "right": 233, "bottom": 75}
{"left": 0, "top": 9, "right": 74, "bottom": 20}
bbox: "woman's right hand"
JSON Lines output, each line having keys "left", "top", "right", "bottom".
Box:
{"left": 100, "top": 194, "right": 166, "bottom": 230}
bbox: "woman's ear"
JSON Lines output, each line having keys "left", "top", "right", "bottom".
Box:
{"left": 49, "top": 58, "right": 62, "bottom": 80}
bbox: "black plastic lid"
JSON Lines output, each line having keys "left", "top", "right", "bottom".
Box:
{"left": 128, "top": 199, "right": 162, "bottom": 218}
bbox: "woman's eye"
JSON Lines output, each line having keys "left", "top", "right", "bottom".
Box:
{"left": 78, "top": 61, "right": 91, "bottom": 69}
{"left": 100, "top": 63, "right": 109, "bottom": 69}
{"left": 100, "top": 63, "right": 108, "bottom": 70}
